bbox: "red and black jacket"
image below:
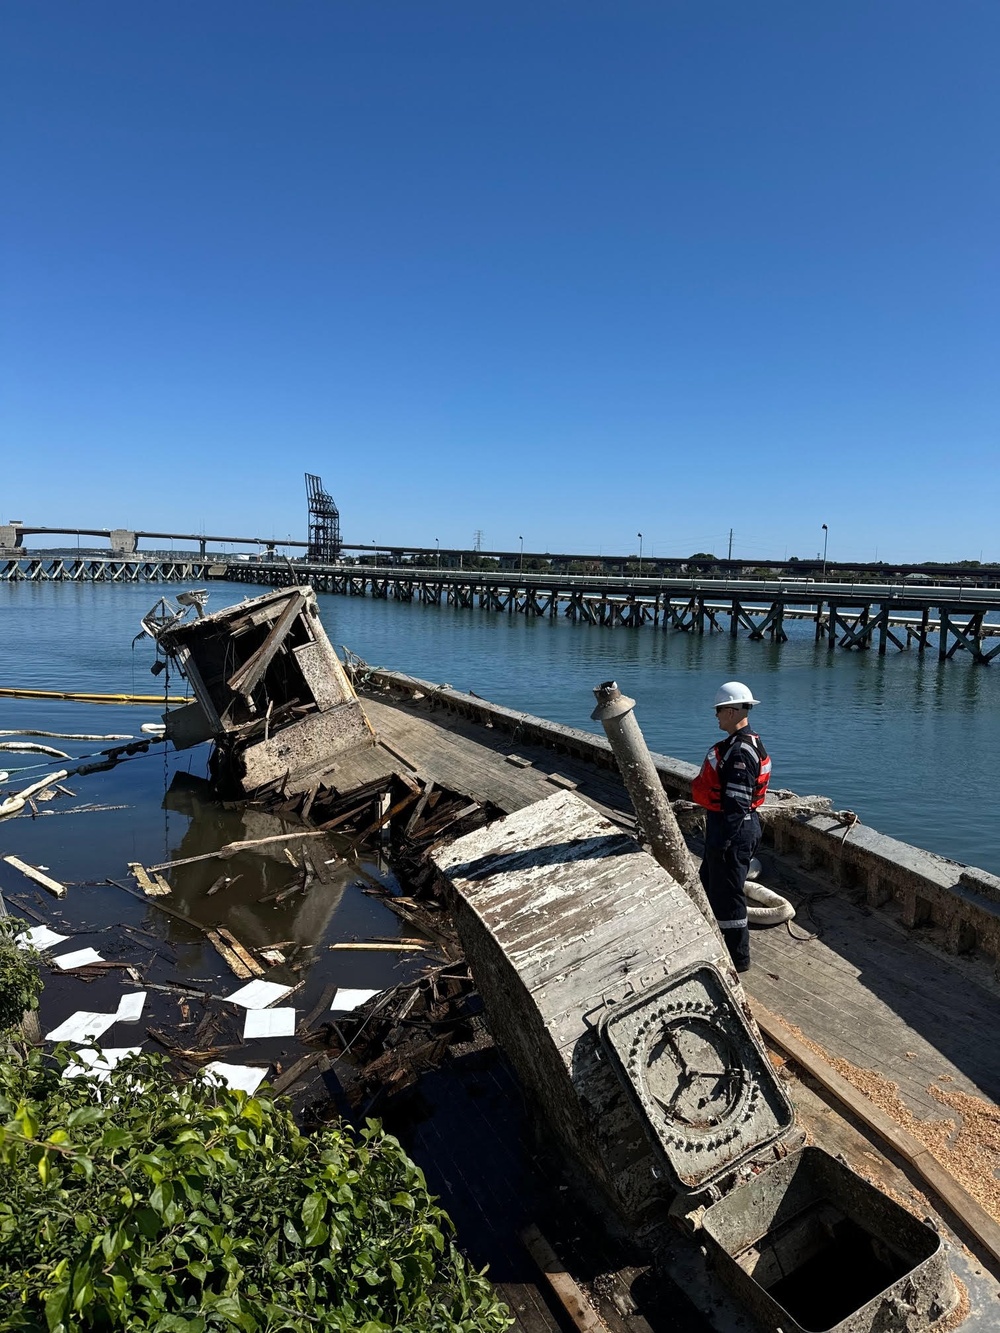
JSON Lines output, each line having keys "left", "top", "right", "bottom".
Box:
{"left": 691, "top": 727, "right": 771, "bottom": 846}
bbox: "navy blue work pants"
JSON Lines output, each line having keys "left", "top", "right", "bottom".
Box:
{"left": 699, "top": 822, "right": 759, "bottom": 971}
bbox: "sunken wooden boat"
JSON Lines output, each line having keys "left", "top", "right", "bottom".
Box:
{"left": 152, "top": 585, "right": 1000, "bottom": 1333}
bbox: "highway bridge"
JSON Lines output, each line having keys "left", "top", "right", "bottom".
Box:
{"left": 1, "top": 521, "right": 998, "bottom": 586}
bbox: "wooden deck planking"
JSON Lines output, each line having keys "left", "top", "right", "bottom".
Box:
{"left": 748, "top": 885, "right": 1000, "bottom": 1116}
{"left": 363, "top": 689, "right": 1000, "bottom": 1136}
{"left": 364, "top": 696, "right": 636, "bottom": 824}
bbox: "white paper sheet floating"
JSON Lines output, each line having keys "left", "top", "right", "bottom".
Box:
{"left": 63, "top": 1047, "right": 143, "bottom": 1082}
{"left": 16, "top": 925, "right": 70, "bottom": 952}
{"left": 46, "top": 1010, "right": 118, "bottom": 1044}
{"left": 226, "top": 979, "right": 293, "bottom": 1010}
{"left": 243, "top": 1007, "right": 296, "bottom": 1039}
{"left": 115, "top": 992, "right": 147, "bottom": 1022}
{"left": 203, "top": 1062, "right": 268, "bottom": 1095}
{"left": 331, "top": 987, "right": 381, "bottom": 1013}
{"left": 53, "top": 947, "right": 105, "bottom": 970}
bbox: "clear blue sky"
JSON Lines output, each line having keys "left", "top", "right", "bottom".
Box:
{"left": 2, "top": 2, "right": 996, "bottom": 563}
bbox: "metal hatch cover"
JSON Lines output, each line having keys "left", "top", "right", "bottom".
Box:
{"left": 598, "top": 962, "right": 795, "bottom": 1193}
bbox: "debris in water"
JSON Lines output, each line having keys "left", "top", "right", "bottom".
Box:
{"left": 243, "top": 1008, "right": 297, "bottom": 1039}
{"left": 2, "top": 854, "right": 67, "bottom": 897}
{"left": 15, "top": 925, "right": 70, "bottom": 952}
{"left": 201, "top": 1062, "right": 268, "bottom": 1095}
{"left": 115, "top": 992, "right": 147, "bottom": 1023}
{"left": 226, "top": 979, "right": 294, "bottom": 1009}
{"left": 45, "top": 1010, "right": 118, "bottom": 1044}
{"left": 331, "top": 987, "right": 382, "bottom": 1013}
{"left": 53, "top": 947, "right": 105, "bottom": 970}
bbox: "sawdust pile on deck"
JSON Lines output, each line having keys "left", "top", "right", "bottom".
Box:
{"left": 769, "top": 1015, "right": 1000, "bottom": 1225}
{"left": 927, "top": 1083, "right": 1000, "bottom": 1221}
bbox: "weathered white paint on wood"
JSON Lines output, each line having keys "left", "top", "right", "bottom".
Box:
{"left": 433, "top": 790, "right": 724, "bottom": 1219}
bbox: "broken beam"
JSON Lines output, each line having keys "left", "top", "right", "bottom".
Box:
{"left": 226, "top": 592, "right": 306, "bottom": 698}
{"left": 2, "top": 855, "right": 66, "bottom": 898}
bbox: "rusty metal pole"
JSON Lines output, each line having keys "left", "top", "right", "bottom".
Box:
{"left": 591, "top": 680, "right": 726, "bottom": 952}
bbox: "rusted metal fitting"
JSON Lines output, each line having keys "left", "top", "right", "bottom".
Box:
{"left": 591, "top": 680, "right": 637, "bottom": 722}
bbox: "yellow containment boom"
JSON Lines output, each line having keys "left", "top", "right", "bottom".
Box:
{"left": 0, "top": 687, "right": 189, "bottom": 706}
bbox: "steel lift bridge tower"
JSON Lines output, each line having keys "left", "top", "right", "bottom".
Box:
{"left": 305, "top": 473, "right": 342, "bottom": 564}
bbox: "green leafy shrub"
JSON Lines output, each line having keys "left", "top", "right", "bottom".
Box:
{"left": 0, "top": 919, "right": 42, "bottom": 1033}
{"left": 0, "top": 1046, "right": 511, "bottom": 1332}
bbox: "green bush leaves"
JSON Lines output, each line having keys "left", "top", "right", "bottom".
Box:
{"left": 0, "top": 1046, "right": 511, "bottom": 1332}
{"left": 0, "top": 918, "right": 43, "bottom": 1033}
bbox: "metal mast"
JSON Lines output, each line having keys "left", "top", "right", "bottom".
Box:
{"left": 305, "top": 473, "right": 341, "bottom": 563}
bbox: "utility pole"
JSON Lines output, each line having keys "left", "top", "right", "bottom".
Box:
{"left": 728, "top": 529, "right": 733, "bottom": 560}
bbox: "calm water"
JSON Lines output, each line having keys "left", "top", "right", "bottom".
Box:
{"left": 2, "top": 579, "right": 999, "bottom": 875}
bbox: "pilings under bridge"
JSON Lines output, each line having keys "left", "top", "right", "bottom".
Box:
{"left": 1, "top": 555, "right": 219, "bottom": 583}
{"left": 225, "top": 562, "right": 1000, "bottom": 666}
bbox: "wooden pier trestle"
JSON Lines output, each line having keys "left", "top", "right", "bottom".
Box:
{"left": 1, "top": 556, "right": 219, "bottom": 583}
{"left": 224, "top": 562, "right": 1000, "bottom": 665}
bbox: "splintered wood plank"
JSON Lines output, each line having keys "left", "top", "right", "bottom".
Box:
{"left": 2, "top": 856, "right": 66, "bottom": 898}
{"left": 404, "top": 781, "right": 436, "bottom": 836}
{"left": 128, "top": 861, "right": 170, "bottom": 897}
{"left": 206, "top": 930, "right": 253, "bottom": 979}
{"left": 227, "top": 591, "right": 306, "bottom": 697}
{"left": 215, "top": 927, "right": 265, "bottom": 976}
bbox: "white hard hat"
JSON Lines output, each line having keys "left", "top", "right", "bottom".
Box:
{"left": 714, "top": 680, "right": 760, "bottom": 709}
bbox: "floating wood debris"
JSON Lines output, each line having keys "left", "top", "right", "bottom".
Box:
{"left": 206, "top": 873, "right": 241, "bottom": 897}
{"left": 128, "top": 861, "right": 171, "bottom": 897}
{"left": 215, "top": 927, "right": 265, "bottom": 977}
{"left": 270, "top": 1049, "right": 327, "bottom": 1095}
{"left": 147, "top": 828, "right": 334, "bottom": 873}
{"left": 206, "top": 929, "right": 255, "bottom": 980}
{"left": 2, "top": 855, "right": 67, "bottom": 898}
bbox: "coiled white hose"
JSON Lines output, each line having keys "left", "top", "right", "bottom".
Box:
{"left": 746, "top": 880, "right": 796, "bottom": 925}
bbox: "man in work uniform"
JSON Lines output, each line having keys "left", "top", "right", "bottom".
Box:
{"left": 691, "top": 681, "right": 771, "bottom": 973}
